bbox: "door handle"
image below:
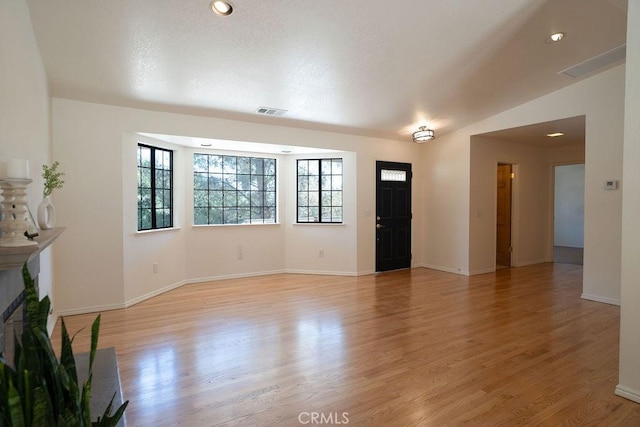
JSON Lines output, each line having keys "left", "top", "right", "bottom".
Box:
{"left": 376, "top": 224, "right": 385, "bottom": 229}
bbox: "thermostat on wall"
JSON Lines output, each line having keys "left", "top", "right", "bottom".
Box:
{"left": 604, "top": 180, "right": 618, "bottom": 190}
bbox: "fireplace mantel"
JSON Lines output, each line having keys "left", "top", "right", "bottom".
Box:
{"left": 0, "top": 228, "right": 65, "bottom": 271}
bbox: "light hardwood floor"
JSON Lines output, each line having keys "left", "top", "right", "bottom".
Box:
{"left": 52, "top": 264, "right": 640, "bottom": 426}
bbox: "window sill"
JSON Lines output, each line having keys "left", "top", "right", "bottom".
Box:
{"left": 135, "top": 227, "right": 181, "bottom": 235}
{"left": 293, "top": 222, "right": 345, "bottom": 226}
{"left": 192, "top": 223, "right": 281, "bottom": 228}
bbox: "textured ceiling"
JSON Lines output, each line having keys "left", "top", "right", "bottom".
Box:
{"left": 26, "top": 0, "right": 627, "bottom": 141}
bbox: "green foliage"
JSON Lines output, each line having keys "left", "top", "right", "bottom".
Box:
{"left": 42, "top": 161, "right": 65, "bottom": 198}
{"left": 0, "top": 264, "right": 128, "bottom": 426}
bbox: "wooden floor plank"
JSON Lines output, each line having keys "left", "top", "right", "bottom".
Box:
{"left": 51, "top": 264, "right": 640, "bottom": 426}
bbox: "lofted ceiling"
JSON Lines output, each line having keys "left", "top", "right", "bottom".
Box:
{"left": 26, "top": 0, "right": 627, "bottom": 142}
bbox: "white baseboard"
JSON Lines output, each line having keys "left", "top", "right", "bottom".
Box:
{"left": 422, "top": 264, "right": 467, "bottom": 275}
{"left": 57, "top": 302, "right": 126, "bottom": 317}
{"left": 421, "top": 261, "right": 550, "bottom": 275}
{"left": 581, "top": 293, "right": 621, "bottom": 306}
{"left": 55, "top": 267, "right": 424, "bottom": 315}
{"left": 468, "top": 267, "right": 496, "bottom": 276}
{"left": 357, "top": 270, "right": 376, "bottom": 276}
{"left": 185, "top": 269, "right": 286, "bottom": 286}
{"left": 513, "top": 259, "right": 546, "bottom": 267}
{"left": 125, "top": 279, "right": 188, "bottom": 308}
{"left": 284, "top": 269, "right": 359, "bottom": 276}
{"left": 421, "top": 263, "right": 498, "bottom": 277}
{"left": 615, "top": 384, "right": 640, "bottom": 403}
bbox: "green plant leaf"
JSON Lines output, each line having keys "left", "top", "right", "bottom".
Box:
{"left": 58, "top": 407, "right": 82, "bottom": 427}
{"left": 95, "top": 394, "right": 129, "bottom": 427}
{"left": 82, "top": 378, "right": 93, "bottom": 426}
{"left": 60, "top": 318, "right": 78, "bottom": 385}
{"left": 32, "top": 386, "right": 51, "bottom": 427}
{"left": 11, "top": 334, "right": 22, "bottom": 373}
{"left": 21, "top": 370, "right": 32, "bottom": 427}
{"left": 34, "top": 330, "right": 65, "bottom": 419}
{"left": 1, "top": 263, "right": 127, "bottom": 426}
{"left": 0, "top": 362, "right": 16, "bottom": 425}
{"left": 42, "top": 161, "right": 65, "bottom": 198}
{"left": 89, "top": 315, "right": 101, "bottom": 373}
{"left": 37, "top": 295, "right": 51, "bottom": 332}
{"left": 14, "top": 332, "right": 31, "bottom": 394}
{"left": 22, "top": 264, "right": 41, "bottom": 334}
{"left": 7, "top": 379, "right": 24, "bottom": 427}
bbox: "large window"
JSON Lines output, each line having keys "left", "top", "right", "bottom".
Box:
{"left": 193, "top": 153, "right": 277, "bottom": 225}
{"left": 297, "top": 158, "right": 343, "bottom": 223}
{"left": 138, "top": 144, "right": 173, "bottom": 231}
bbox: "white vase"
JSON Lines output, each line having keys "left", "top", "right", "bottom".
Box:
{"left": 37, "top": 196, "right": 56, "bottom": 230}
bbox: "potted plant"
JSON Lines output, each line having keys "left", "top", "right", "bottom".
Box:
{"left": 38, "top": 161, "right": 65, "bottom": 230}
{"left": 0, "top": 264, "right": 128, "bottom": 425}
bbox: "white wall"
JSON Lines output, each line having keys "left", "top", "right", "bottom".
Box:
{"left": 469, "top": 137, "right": 550, "bottom": 273}
{"left": 0, "top": 0, "right": 50, "bottom": 207}
{"left": 422, "top": 64, "right": 624, "bottom": 304}
{"left": 122, "top": 133, "right": 287, "bottom": 304}
{"left": 546, "top": 144, "right": 586, "bottom": 258}
{"left": 0, "top": 0, "right": 55, "bottom": 330}
{"left": 122, "top": 134, "right": 188, "bottom": 305}
{"left": 554, "top": 164, "right": 585, "bottom": 248}
{"left": 357, "top": 141, "right": 425, "bottom": 275}
{"left": 617, "top": 0, "right": 640, "bottom": 404}
{"left": 52, "top": 98, "right": 424, "bottom": 314}
{"left": 284, "top": 153, "right": 358, "bottom": 275}
{"left": 422, "top": 131, "right": 471, "bottom": 274}
{"left": 468, "top": 138, "right": 584, "bottom": 273}
{"left": 183, "top": 147, "right": 287, "bottom": 282}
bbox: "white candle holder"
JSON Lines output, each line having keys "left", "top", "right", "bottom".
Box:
{"left": 0, "top": 178, "right": 37, "bottom": 247}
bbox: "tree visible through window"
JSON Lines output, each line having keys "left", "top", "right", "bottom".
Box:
{"left": 297, "top": 158, "right": 343, "bottom": 223}
{"left": 193, "top": 153, "right": 277, "bottom": 225}
{"left": 138, "top": 144, "right": 173, "bottom": 230}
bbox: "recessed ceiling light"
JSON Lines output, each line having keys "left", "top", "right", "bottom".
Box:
{"left": 200, "top": 143, "right": 213, "bottom": 147}
{"left": 546, "top": 32, "right": 565, "bottom": 43}
{"left": 547, "top": 132, "right": 564, "bottom": 137}
{"left": 211, "top": 1, "right": 233, "bottom": 16}
{"left": 281, "top": 150, "right": 292, "bottom": 154}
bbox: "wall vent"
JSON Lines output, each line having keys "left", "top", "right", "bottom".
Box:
{"left": 559, "top": 44, "right": 626, "bottom": 79}
{"left": 256, "top": 106, "right": 288, "bottom": 116}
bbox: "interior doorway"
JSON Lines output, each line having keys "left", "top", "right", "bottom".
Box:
{"left": 496, "top": 163, "right": 513, "bottom": 268}
{"left": 375, "top": 161, "right": 412, "bottom": 272}
{"left": 553, "top": 164, "right": 585, "bottom": 265}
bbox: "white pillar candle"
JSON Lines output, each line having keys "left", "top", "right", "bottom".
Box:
{"left": 5, "top": 158, "right": 30, "bottom": 179}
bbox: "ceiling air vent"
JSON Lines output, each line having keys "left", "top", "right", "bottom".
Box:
{"left": 256, "top": 106, "right": 288, "bottom": 116}
{"left": 559, "top": 44, "right": 626, "bottom": 79}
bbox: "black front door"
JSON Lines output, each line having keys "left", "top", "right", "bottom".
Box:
{"left": 376, "top": 161, "right": 412, "bottom": 272}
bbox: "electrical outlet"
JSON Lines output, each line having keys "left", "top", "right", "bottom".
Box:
{"left": 237, "top": 244, "right": 243, "bottom": 260}
{"left": 153, "top": 263, "right": 158, "bottom": 273}
{"left": 319, "top": 249, "right": 324, "bottom": 258}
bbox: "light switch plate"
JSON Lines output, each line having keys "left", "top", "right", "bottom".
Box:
{"left": 604, "top": 180, "right": 618, "bottom": 190}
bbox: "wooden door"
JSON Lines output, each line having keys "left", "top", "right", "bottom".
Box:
{"left": 496, "top": 164, "right": 512, "bottom": 267}
{"left": 376, "top": 161, "right": 412, "bottom": 272}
